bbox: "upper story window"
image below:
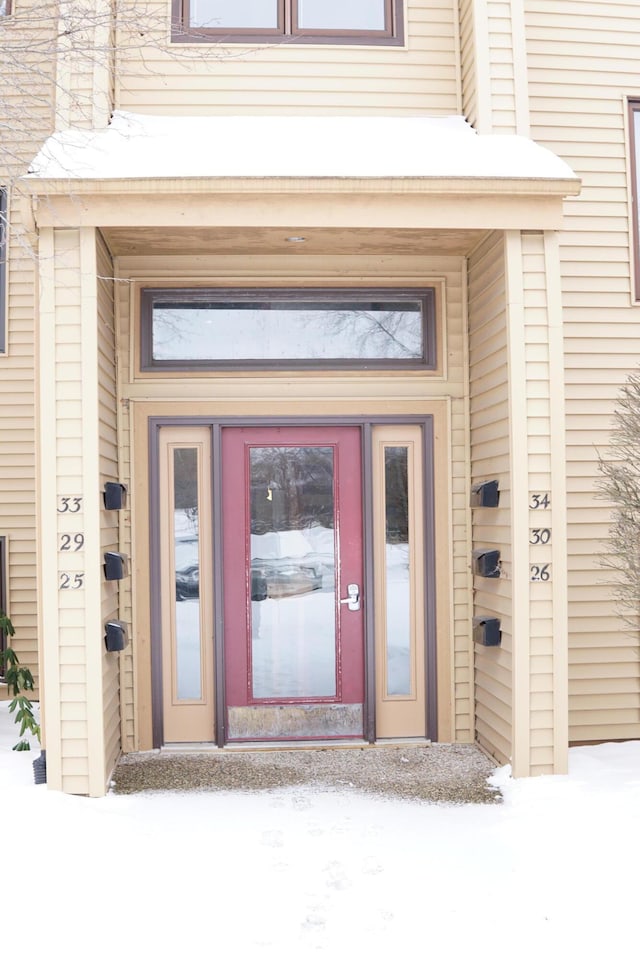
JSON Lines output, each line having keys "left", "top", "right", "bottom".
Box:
{"left": 630, "top": 100, "right": 640, "bottom": 300}
{"left": 172, "top": 0, "right": 404, "bottom": 45}
{"left": 140, "top": 287, "right": 435, "bottom": 372}
{"left": 0, "top": 189, "right": 6, "bottom": 354}
{"left": 0, "top": 0, "right": 11, "bottom": 15}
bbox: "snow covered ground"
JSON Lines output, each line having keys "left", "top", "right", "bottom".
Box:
{"left": 2, "top": 701, "right": 639, "bottom": 960}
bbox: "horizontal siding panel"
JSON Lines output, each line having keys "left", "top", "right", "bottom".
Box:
{"left": 117, "top": 0, "right": 459, "bottom": 115}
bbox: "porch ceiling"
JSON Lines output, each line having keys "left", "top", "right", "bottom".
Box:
{"left": 100, "top": 225, "right": 486, "bottom": 257}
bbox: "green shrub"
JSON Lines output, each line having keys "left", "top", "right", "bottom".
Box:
{"left": 0, "top": 611, "right": 41, "bottom": 751}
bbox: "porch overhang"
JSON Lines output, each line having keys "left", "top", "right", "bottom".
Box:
{"left": 20, "top": 112, "right": 580, "bottom": 248}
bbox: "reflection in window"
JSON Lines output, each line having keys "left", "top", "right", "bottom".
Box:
{"left": 173, "top": 448, "right": 202, "bottom": 700}
{"left": 175, "top": 0, "right": 400, "bottom": 42}
{"left": 384, "top": 447, "right": 411, "bottom": 696}
{"left": 142, "top": 288, "right": 435, "bottom": 370}
{"left": 189, "top": 0, "right": 278, "bottom": 29}
{"left": 630, "top": 101, "right": 640, "bottom": 300}
{"left": 298, "top": 0, "right": 386, "bottom": 30}
{"left": 249, "top": 446, "right": 337, "bottom": 699}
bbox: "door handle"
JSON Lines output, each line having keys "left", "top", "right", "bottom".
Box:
{"left": 339, "top": 583, "right": 361, "bottom": 612}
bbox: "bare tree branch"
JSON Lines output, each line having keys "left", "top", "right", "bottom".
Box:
{"left": 597, "top": 370, "right": 640, "bottom": 633}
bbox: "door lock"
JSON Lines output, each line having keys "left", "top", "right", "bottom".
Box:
{"left": 339, "top": 583, "right": 361, "bottom": 612}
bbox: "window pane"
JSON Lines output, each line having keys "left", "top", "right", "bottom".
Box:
{"left": 0, "top": 537, "right": 6, "bottom": 669}
{"left": 151, "top": 296, "right": 424, "bottom": 364}
{"left": 189, "top": 0, "right": 278, "bottom": 29}
{"left": 174, "top": 448, "right": 202, "bottom": 700}
{"left": 298, "top": 0, "right": 386, "bottom": 30}
{"left": 0, "top": 189, "right": 6, "bottom": 354}
{"left": 249, "top": 446, "right": 336, "bottom": 699}
{"left": 384, "top": 447, "right": 411, "bottom": 696}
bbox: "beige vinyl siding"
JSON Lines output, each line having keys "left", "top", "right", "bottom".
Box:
{"left": 114, "top": 252, "right": 472, "bottom": 748}
{"left": 0, "top": 241, "right": 38, "bottom": 682}
{"left": 45, "top": 228, "right": 90, "bottom": 793}
{"left": 485, "top": 0, "right": 520, "bottom": 134}
{"left": 468, "top": 229, "right": 568, "bottom": 774}
{"left": 96, "top": 232, "right": 121, "bottom": 782}
{"left": 468, "top": 231, "right": 512, "bottom": 765}
{"left": 0, "top": 0, "right": 56, "bottom": 180}
{"left": 37, "top": 227, "right": 119, "bottom": 794}
{"left": 458, "top": 0, "right": 478, "bottom": 127}
{"left": 526, "top": 1, "right": 640, "bottom": 743}
{"left": 459, "top": 0, "right": 528, "bottom": 136}
{"left": 116, "top": 1, "right": 460, "bottom": 117}
{"left": 0, "top": 1, "right": 57, "bottom": 691}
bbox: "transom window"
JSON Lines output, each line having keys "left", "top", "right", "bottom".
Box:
{"left": 140, "top": 287, "right": 435, "bottom": 371}
{"left": 630, "top": 100, "right": 640, "bottom": 300}
{"left": 172, "top": 0, "right": 403, "bottom": 45}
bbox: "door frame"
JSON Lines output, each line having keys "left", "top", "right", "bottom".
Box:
{"left": 148, "top": 414, "right": 437, "bottom": 748}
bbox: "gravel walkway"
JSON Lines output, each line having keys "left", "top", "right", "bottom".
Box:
{"left": 113, "top": 743, "right": 501, "bottom": 804}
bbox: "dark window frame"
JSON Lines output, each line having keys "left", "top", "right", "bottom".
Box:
{"left": 171, "top": 0, "right": 404, "bottom": 46}
{"left": 0, "top": 188, "right": 6, "bottom": 354}
{"left": 630, "top": 100, "right": 640, "bottom": 300}
{"left": 140, "top": 286, "right": 436, "bottom": 372}
{"left": 0, "top": 537, "right": 7, "bottom": 669}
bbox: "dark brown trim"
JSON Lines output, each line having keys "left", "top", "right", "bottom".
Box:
{"left": 140, "top": 286, "right": 436, "bottom": 373}
{"left": 148, "top": 423, "right": 164, "bottom": 748}
{"left": 212, "top": 423, "right": 226, "bottom": 747}
{"left": 422, "top": 418, "right": 438, "bottom": 740}
{"left": 362, "top": 424, "right": 376, "bottom": 743}
{"left": 0, "top": 188, "right": 6, "bottom": 354}
{"left": 0, "top": 536, "right": 7, "bottom": 666}
{"left": 171, "top": 0, "right": 403, "bottom": 45}
{"left": 147, "top": 414, "right": 438, "bottom": 746}
{"left": 629, "top": 100, "right": 640, "bottom": 301}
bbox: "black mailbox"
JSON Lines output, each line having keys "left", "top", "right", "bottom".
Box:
{"left": 104, "top": 482, "right": 127, "bottom": 510}
{"left": 470, "top": 480, "right": 500, "bottom": 508}
{"left": 104, "top": 551, "right": 128, "bottom": 581}
{"left": 473, "top": 616, "right": 501, "bottom": 646}
{"left": 104, "top": 619, "right": 129, "bottom": 652}
{"left": 472, "top": 548, "right": 501, "bottom": 578}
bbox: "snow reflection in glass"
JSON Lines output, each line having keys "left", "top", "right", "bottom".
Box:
{"left": 385, "top": 447, "right": 411, "bottom": 696}
{"left": 190, "top": 0, "right": 278, "bottom": 29}
{"left": 249, "top": 446, "right": 337, "bottom": 699}
{"left": 173, "top": 448, "right": 202, "bottom": 700}
{"left": 298, "top": 0, "right": 386, "bottom": 30}
{"left": 152, "top": 299, "right": 423, "bottom": 363}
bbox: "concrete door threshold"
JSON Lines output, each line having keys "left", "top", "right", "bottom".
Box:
{"left": 160, "top": 738, "right": 432, "bottom": 754}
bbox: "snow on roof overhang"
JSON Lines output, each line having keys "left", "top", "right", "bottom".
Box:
{"left": 23, "top": 112, "right": 580, "bottom": 196}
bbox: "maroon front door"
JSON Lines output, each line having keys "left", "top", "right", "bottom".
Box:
{"left": 222, "top": 426, "right": 364, "bottom": 741}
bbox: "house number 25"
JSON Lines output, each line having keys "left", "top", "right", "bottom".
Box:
{"left": 59, "top": 572, "right": 85, "bottom": 590}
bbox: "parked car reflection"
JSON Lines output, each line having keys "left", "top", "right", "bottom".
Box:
{"left": 251, "top": 559, "right": 323, "bottom": 600}
{"left": 176, "top": 558, "right": 325, "bottom": 601}
{"left": 175, "top": 563, "right": 199, "bottom": 601}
